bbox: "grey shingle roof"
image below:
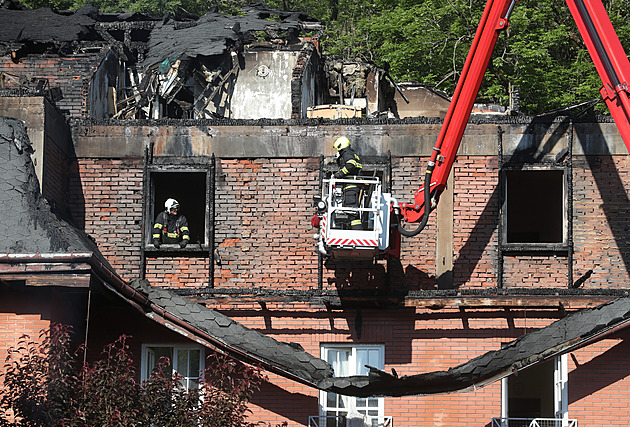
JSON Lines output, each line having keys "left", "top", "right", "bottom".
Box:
{"left": 0, "top": 117, "right": 101, "bottom": 254}
{"left": 130, "top": 279, "right": 333, "bottom": 384}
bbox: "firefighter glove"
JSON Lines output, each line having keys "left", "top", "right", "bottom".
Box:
{"left": 153, "top": 239, "right": 161, "bottom": 249}
{"left": 179, "top": 240, "right": 188, "bottom": 248}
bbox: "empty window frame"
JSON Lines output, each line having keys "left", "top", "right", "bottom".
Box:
{"left": 141, "top": 344, "right": 205, "bottom": 390}
{"left": 319, "top": 345, "right": 385, "bottom": 427}
{"left": 503, "top": 167, "right": 567, "bottom": 247}
{"left": 148, "top": 170, "right": 209, "bottom": 247}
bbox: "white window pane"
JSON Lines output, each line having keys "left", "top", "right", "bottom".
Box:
{"left": 328, "top": 349, "right": 350, "bottom": 377}
{"left": 189, "top": 349, "right": 200, "bottom": 377}
{"left": 146, "top": 346, "right": 173, "bottom": 379}
{"left": 321, "top": 346, "right": 383, "bottom": 423}
{"left": 177, "top": 349, "right": 188, "bottom": 376}
{"left": 356, "top": 349, "right": 369, "bottom": 375}
{"left": 327, "top": 392, "right": 337, "bottom": 407}
{"left": 368, "top": 349, "right": 379, "bottom": 368}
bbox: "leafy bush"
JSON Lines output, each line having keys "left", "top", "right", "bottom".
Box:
{"left": 1, "top": 325, "right": 267, "bottom": 427}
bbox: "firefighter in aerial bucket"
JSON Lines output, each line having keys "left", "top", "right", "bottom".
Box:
{"left": 152, "top": 198, "right": 190, "bottom": 248}
{"left": 333, "top": 136, "right": 363, "bottom": 230}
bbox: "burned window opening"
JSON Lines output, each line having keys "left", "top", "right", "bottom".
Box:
{"left": 149, "top": 171, "right": 208, "bottom": 248}
{"left": 503, "top": 168, "right": 567, "bottom": 246}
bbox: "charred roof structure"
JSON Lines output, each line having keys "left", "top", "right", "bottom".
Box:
{"left": 0, "top": 1, "right": 410, "bottom": 121}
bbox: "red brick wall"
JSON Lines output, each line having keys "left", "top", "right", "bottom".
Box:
{"left": 43, "top": 148, "right": 630, "bottom": 426}
{"left": 145, "top": 257, "right": 210, "bottom": 287}
{"left": 573, "top": 155, "right": 630, "bottom": 288}
{"left": 391, "top": 156, "right": 437, "bottom": 289}
{"left": 69, "top": 158, "right": 144, "bottom": 280}
{"left": 214, "top": 158, "right": 321, "bottom": 289}
{"left": 503, "top": 255, "right": 570, "bottom": 288}
{"left": 568, "top": 330, "right": 630, "bottom": 426}
{"left": 453, "top": 156, "right": 500, "bottom": 288}
{"left": 226, "top": 304, "right": 567, "bottom": 426}
{"left": 0, "top": 288, "right": 88, "bottom": 380}
{"left": 66, "top": 152, "right": 630, "bottom": 290}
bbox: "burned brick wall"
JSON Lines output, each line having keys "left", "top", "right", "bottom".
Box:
{"left": 453, "top": 156, "right": 500, "bottom": 288}
{"left": 0, "top": 96, "right": 72, "bottom": 216}
{"left": 42, "top": 99, "right": 72, "bottom": 215}
{"left": 0, "top": 52, "right": 104, "bottom": 118}
{"left": 572, "top": 155, "right": 630, "bottom": 289}
{"left": 214, "top": 158, "right": 321, "bottom": 289}
{"left": 65, "top": 120, "right": 630, "bottom": 292}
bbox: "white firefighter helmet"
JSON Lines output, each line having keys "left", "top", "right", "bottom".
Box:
{"left": 165, "top": 198, "right": 179, "bottom": 211}
{"left": 333, "top": 136, "right": 350, "bottom": 151}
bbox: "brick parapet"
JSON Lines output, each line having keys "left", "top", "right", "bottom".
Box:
{"left": 0, "top": 53, "right": 100, "bottom": 118}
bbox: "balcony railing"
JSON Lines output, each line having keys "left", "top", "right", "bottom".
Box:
{"left": 491, "top": 418, "right": 577, "bottom": 427}
{"left": 308, "top": 415, "right": 393, "bottom": 427}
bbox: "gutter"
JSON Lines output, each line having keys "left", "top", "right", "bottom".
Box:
{"left": 0, "top": 252, "right": 323, "bottom": 389}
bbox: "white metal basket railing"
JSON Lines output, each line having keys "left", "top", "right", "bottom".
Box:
{"left": 491, "top": 418, "right": 577, "bottom": 427}
{"left": 308, "top": 415, "right": 393, "bottom": 427}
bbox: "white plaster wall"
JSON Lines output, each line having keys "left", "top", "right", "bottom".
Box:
{"left": 230, "top": 51, "right": 298, "bottom": 119}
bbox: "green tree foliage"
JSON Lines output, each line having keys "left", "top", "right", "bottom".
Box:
{"left": 0, "top": 325, "right": 266, "bottom": 427}
{"left": 271, "top": 0, "right": 630, "bottom": 114}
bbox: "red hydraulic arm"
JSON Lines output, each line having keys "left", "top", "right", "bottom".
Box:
{"left": 397, "top": 0, "right": 630, "bottom": 237}
{"left": 565, "top": 0, "right": 630, "bottom": 149}
{"left": 397, "top": 0, "right": 516, "bottom": 235}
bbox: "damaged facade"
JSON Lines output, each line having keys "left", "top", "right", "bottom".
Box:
{"left": 2, "top": 2, "right": 630, "bottom": 427}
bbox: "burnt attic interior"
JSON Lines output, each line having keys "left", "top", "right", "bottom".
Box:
{"left": 0, "top": 0, "right": 407, "bottom": 120}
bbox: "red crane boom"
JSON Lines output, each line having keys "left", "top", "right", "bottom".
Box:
{"left": 397, "top": 0, "right": 630, "bottom": 236}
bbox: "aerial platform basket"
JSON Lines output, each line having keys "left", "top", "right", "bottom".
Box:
{"left": 315, "top": 176, "right": 396, "bottom": 259}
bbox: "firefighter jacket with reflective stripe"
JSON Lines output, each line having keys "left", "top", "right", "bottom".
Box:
{"left": 152, "top": 211, "right": 190, "bottom": 244}
{"left": 334, "top": 147, "right": 362, "bottom": 189}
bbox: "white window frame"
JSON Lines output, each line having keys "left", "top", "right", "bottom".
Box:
{"left": 141, "top": 344, "right": 205, "bottom": 390}
{"left": 501, "top": 355, "right": 568, "bottom": 423}
{"left": 554, "top": 354, "right": 569, "bottom": 422}
{"left": 319, "top": 344, "right": 385, "bottom": 426}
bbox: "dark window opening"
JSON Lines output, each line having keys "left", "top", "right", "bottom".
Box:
{"left": 151, "top": 171, "right": 207, "bottom": 246}
{"left": 505, "top": 169, "right": 565, "bottom": 244}
{"left": 508, "top": 359, "right": 555, "bottom": 419}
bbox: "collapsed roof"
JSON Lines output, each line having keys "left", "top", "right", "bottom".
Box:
{"left": 142, "top": 5, "right": 319, "bottom": 71}
{"left": 0, "top": 1, "right": 320, "bottom": 61}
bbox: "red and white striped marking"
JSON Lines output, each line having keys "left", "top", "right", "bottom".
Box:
{"left": 326, "top": 238, "right": 378, "bottom": 247}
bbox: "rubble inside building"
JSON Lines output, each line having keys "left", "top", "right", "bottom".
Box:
{"left": 0, "top": 0, "right": 416, "bottom": 120}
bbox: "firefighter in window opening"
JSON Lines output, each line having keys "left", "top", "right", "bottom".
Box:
{"left": 333, "top": 136, "right": 363, "bottom": 230}
{"left": 152, "top": 198, "right": 190, "bottom": 248}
